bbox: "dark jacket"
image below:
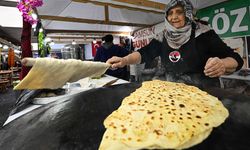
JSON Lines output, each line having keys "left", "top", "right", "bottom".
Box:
{"left": 138, "top": 28, "right": 243, "bottom": 88}
{"left": 94, "top": 43, "right": 129, "bottom": 80}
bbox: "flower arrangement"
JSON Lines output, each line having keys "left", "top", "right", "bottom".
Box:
{"left": 17, "top": 0, "right": 43, "bottom": 25}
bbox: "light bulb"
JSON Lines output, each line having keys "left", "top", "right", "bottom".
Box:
{"left": 39, "top": 28, "right": 43, "bottom": 32}
{"left": 3, "top": 45, "right": 9, "bottom": 49}
{"left": 45, "top": 37, "right": 52, "bottom": 42}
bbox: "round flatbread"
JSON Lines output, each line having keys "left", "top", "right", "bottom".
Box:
{"left": 99, "top": 80, "right": 229, "bottom": 150}
{"left": 14, "top": 58, "right": 110, "bottom": 90}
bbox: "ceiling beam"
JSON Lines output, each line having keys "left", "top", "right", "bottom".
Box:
{"left": 40, "top": 15, "right": 151, "bottom": 27}
{"left": 46, "top": 29, "right": 130, "bottom": 35}
{"left": 72, "top": 0, "right": 164, "bottom": 14}
{"left": 113, "top": 0, "right": 165, "bottom": 10}
{"left": 104, "top": 4, "right": 109, "bottom": 23}
{"left": 0, "top": 27, "right": 20, "bottom": 46}
{"left": 0, "top": 1, "right": 17, "bottom": 7}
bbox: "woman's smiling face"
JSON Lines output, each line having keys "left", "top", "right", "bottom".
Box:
{"left": 167, "top": 5, "right": 186, "bottom": 29}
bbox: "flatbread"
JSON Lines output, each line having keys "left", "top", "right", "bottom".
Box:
{"left": 14, "top": 58, "right": 110, "bottom": 90}
{"left": 99, "top": 80, "right": 229, "bottom": 150}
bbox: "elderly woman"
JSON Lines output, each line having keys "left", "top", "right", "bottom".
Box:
{"left": 107, "top": 0, "right": 243, "bottom": 88}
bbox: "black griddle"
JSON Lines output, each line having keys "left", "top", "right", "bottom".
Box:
{"left": 0, "top": 83, "right": 250, "bottom": 150}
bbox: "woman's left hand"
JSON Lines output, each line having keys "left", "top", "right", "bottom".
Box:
{"left": 204, "top": 57, "right": 226, "bottom": 78}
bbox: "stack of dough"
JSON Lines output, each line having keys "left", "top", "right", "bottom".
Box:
{"left": 99, "top": 80, "right": 229, "bottom": 150}
{"left": 14, "top": 58, "right": 110, "bottom": 90}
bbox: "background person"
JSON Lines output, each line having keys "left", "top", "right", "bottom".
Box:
{"left": 107, "top": 0, "right": 243, "bottom": 88}
{"left": 94, "top": 34, "right": 129, "bottom": 80}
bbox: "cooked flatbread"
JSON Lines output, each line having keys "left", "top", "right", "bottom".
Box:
{"left": 99, "top": 80, "right": 229, "bottom": 150}
{"left": 14, "top": 58, "right": 110, "bottom": 90}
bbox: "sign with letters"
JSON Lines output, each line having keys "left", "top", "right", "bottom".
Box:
{"left": 196, "top": 0, "right": 250, "bottom": 38}
{"left": 133, "top": 22, "right": 165, "bottom": 50}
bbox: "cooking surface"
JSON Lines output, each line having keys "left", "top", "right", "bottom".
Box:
{"left": 0, "top": 83, "right": 250, "bottom": 150}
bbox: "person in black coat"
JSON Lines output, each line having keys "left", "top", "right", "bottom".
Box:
{"left": 94, "top": 34, "right": 129, "bottom": 80}
{"left": 107, "top": 0, "right": 243, "bottom": 88}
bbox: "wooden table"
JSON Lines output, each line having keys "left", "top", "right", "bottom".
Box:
{"left": 0, "top": 70, "right": 12, "bottom": 74}
{"left": 0, "top": 70, "right": 13, "bottom": 88}
{"left": 0, "top": 79, "right": 9, "bottom": 92}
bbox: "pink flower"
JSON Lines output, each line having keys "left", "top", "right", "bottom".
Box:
{"left": 17, "top": 0, "right": 43, "bottom": 25}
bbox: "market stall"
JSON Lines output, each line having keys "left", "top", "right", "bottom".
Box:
{"left": 0, "top": 0, "right": 250, "bottom": 149}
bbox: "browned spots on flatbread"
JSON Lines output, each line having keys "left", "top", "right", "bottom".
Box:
{"left": 100, "top": 80, "right": 229, "bottom": 150}
{"left": 179, "top": 104, "right": 185, "bottom": 108}
{"left": 196, "top": 115, "right": 201, "bottom": 119}
{"left": 128, "top": 102, "right": 136, "bottom": 105}
{"left": 147, "top": 110, "right": 156, "bottom": 114}
{"left": 154, "top": 129, "right": 163, "bottom": 136}
{"left": 122, "top": 128, "right": 127, "bottom": 134}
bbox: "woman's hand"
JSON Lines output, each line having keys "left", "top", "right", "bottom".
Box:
{"left": 106, "top": 52, "right": 142, "bottom": 69}
{"left": 204, "top": 57, "right": 226, "bottom": 78}
{"left": 106, "top": 56, "right": 127, "bottom": 69}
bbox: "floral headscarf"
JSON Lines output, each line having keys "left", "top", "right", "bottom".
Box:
{"left": 165, "top": 0, "right": 194, "bottom": 24}
{"left": 163, "top": 0, "right": 211, "bottom": 49}
{"left": 164, "top": 0, "right": 194, "bottom": 49}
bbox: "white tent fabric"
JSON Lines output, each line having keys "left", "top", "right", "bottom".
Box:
{"left": 37, "top": 0, "right": 228, "bottom": 34}
{"left": 0, "top": 0, "right": 228, "bottom": 45}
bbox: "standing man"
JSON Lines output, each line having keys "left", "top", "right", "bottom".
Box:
{"left": 94, "top": 34, "right": 129, "bottom": 80}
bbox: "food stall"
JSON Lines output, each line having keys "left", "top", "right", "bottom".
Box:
{"left": 0, "top": 0, "right": 250, "bottom": 150}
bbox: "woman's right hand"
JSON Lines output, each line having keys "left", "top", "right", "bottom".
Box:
{"left": 106, "top": 56, "right": 127, "bottom": 69}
